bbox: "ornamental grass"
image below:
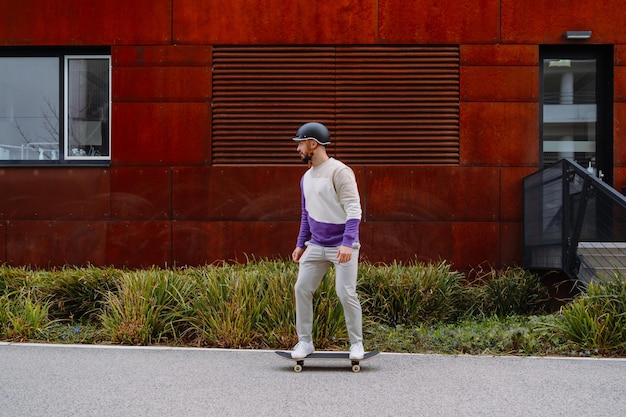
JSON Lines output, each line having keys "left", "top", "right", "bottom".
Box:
{"left": 0, "top": 261, "right": 624, "bottom": 357}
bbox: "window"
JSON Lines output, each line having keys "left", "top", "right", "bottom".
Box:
{"left": 540, "top": 45, "right": 613, "bottom": 185}
{"left": 0, "top": 49, "right": 110, "bottom": 164}
{"left": 542, "top": 58, "right": 597, "bottom": 167}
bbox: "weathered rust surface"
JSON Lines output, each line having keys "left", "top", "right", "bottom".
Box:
{"left": 0, "top": 0, "right": 171, "bottom": 45}
{"left": 501, "top": 0, "right": 626, "bottom": 44}
{"left": 1, "top": 0, "right": 624, "bottom": 269}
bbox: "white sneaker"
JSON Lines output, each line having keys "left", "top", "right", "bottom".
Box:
{"left": 291, "top": 341, "right": 315, "bottom": 359}
{"left": 349, "top": 342, "right": 365, "bottom": 360}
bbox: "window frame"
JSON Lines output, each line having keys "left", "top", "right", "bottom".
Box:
{"left": 0, "top": 47, "right": 111, "bottom": 166}
{"left": 63, "top": 54, "right": 112, "bottom": 162}
{"left": 539, "top": 45, "right": 613, "bottom": 185}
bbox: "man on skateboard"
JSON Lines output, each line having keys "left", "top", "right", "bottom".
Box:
{"left": 290, "top": 122, "right": 365, "bottom": 361}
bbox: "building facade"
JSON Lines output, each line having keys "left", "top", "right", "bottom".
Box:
{"left": 0, "top": 0, "right": 624, "bottom": 269}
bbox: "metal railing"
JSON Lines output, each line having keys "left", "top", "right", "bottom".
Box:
{"left": 523, "top": 159, "right": 626, "bottom": 286}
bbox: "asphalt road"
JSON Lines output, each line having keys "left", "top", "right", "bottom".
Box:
{"left": 1, "top": 342, "right": 625, "bottom": 416}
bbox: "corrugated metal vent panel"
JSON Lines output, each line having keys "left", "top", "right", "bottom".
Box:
{"left": 212, "top": 47, "right": 335, "bottom": 165}
{"left": 335, "top": 46, "right": 459, "bottom": 165}
{"left": 212, "top": 46, "right": 459, "bottom": 165}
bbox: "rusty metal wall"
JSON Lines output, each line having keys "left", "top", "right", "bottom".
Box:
{"left": 0, "top": 0, "right": 625, "bottom": 269}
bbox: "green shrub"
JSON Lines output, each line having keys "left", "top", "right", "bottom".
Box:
{"left": 187, "top": 263, "right": 270, "bottom": 348}
{"left": 256, "top": 261, "right": 299, "bottom": 348}
{"left": 0, "top": 291, "right": 54, "bottom": 341}
{"left": 0, "top": 265, "right": 39, "bottom": 295}
{"left": 186, "top": 260, "right": 347, "bottom": 349}
{"left": 358, "top": 260, "right": 466, "bottom": 326}
{"left": 100, "top": 268, "right": 195, "bottom": 345}
{"left": 465, "top": 266, "right": 551, "bottom": 317}
{"left": 550, "top": 276, "right": 626, "bottom": 355}
{"left": 365, "top": 315, "right": 568, "bottom": 356}
{"left": 2, "top": 262, "right": 623, "bottom": 358}
{"left": 39, "top": 266, "right": 121, "bottom": 321}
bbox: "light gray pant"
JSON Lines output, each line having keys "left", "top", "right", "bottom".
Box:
{"left": 294, "top": 243, "right": 363, "bottom": 345}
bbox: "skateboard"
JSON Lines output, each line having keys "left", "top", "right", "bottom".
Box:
{"left": 275, "top": 350, "right": 379, "bottom": 373}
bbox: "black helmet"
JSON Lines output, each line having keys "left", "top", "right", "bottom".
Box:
{"left": 292, "top": 122, "right": 331, "bottom": 145}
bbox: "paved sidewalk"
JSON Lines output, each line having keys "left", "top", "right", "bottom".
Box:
{"left": 1, "top": 342, "right": 625, "bottom": 416}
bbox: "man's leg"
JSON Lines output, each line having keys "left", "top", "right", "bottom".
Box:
{"left": 331, "top": 247, "right": 363, "bottom": 345}
{"left": 294, "top": 244, "right": 328, "bottom": 343}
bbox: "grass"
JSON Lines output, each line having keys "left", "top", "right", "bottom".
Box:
{"left": 0, "top": 261, "right": 624, "bottom": 357}
{"left": 358, "top": 260, "right": 467, "bottom": 326}
{"left": 544, "top": 273, "right": 626, "bottom": 355}
{"left": 365, "top": 315, "right": 570, "bottom": 356}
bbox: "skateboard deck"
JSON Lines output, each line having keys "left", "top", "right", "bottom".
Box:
{"left": 275, "top": 350, "right": 379, "bottom": 373}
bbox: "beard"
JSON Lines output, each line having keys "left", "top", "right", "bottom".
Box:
{"left": 300, "top": 153, "right": 312, "bottom": 164}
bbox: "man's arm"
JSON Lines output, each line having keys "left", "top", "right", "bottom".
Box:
{"left": 294, "top": 179, "right": 310, "bottom": 262}
{"left": 334, "top": 167, "right": 362, "bottom": 248}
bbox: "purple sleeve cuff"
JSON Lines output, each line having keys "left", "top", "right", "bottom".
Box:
{"left": 341, "top": 218, "right": 360, "bottom": 247}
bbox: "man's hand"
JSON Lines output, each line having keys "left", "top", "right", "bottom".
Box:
{"left": 335, "top": 245, "right": 352, "bottom": 264}
{"left": 292, "top": 247, "right": 305, "bottom": 262}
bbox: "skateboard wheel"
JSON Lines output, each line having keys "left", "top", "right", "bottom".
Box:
{"left": 351, "top": 364, "right": 361, "bottom": 373}
{"left": 294, "top": 364, "right": 303, "bottom": 373}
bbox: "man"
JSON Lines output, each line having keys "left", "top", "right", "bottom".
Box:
{"left": 290, "top": 122, "right": 365, "bottom": 360}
